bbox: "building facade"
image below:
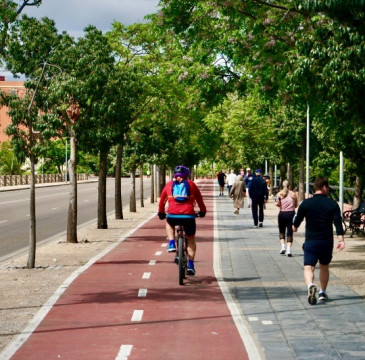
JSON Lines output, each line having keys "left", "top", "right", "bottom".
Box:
{"left": 0, "top": 76, "right": 25, "bottom": 143}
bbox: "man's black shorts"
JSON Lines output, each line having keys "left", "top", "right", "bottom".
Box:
{"left": 302, "top": 240, "right": 333, "bottom": 266}
{"left": 166, "top": 217, "right": 196, "bottom": 236}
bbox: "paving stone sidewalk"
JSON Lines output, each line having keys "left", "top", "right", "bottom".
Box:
{"left": 215, "top": 190, "right": 365, "bottom": 360}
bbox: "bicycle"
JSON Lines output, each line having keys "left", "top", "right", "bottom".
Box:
{"left": 175, "top": 213, "right": 200, "bottom": 286}
{"left": 175, "top": 224, "right": 188, "bottom": 285}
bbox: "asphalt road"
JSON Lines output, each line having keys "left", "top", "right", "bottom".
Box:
{"left": 0, "top": 178, "right": 151, "bottom": 262}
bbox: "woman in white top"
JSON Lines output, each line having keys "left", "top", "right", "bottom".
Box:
{"left": 275, "top": 180, "right": 298, "bottom": 256}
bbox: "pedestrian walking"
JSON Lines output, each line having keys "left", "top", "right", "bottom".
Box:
{"left": 249, "top": 169, "right": 268, "bottom": 228}
{"left": 275, "top": 179, "right": 298, "bottom": 257}
{"left": 226, "top": 169, "right": 237, "bottom": 194}
{"left": 216, "top": 170, "right": 226, "bottom": 196}
{"left": 230, "top": 175, "right": 246, "bottom": 214}
{"left": 244, "top": 168, "right": 253, "bottom": 208}
{"left": 293, "top": 177, "right": 345, "bottom": 305}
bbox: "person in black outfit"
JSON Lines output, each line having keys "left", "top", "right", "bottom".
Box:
{"left": 293, "top": 177, "right": 345, "bottom": 305}
{"left": 249, "top": 169, "right": 268, "bottom": 228}
{"left": 217, "top": 170, "right": 226, "bottom": 196}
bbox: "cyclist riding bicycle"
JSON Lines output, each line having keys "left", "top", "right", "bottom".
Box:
{"left": 158, "top": 165, "right": 207, "bottom": 275}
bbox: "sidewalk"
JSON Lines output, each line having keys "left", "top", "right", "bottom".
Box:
{"left": 215, "top": 189, "right": 365, "bottom": 359}
{"left": 1, "top": 180, "right": 365, "bottom": 359}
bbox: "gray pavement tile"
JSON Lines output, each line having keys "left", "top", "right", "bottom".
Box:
{"left": 216, "top": 194, "right": 365, "bottom": 359}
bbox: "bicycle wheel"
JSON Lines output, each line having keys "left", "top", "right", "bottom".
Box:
{"left": 178, "top": 235, "right": 185, "bottom": 285}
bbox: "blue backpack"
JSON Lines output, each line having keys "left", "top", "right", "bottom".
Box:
{"left": 172, "top": 180, "right": 190, "bottom": 202}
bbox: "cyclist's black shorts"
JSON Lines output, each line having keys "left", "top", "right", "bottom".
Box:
{"left": 166, "top": 217, "right": 196, "bottom": 236}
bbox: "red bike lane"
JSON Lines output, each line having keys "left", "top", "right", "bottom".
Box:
{"left": 10, "top": 180, "right": 249, "bottom": 360}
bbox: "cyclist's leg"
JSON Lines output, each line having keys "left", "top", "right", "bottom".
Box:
{"left": 186, "top": 235, "right": 196, "bottom": 260}
{"left": 184, "top": 218, "right": 197, "bottom": 261}
{"left": 166, "top": 221, "right": 175, "bottom": 240}
{"left": 166, "top": 219, "right": 176, "bottom": 252}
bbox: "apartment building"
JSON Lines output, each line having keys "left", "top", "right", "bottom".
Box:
{"left": 0, "top": 76, "right": 25, "bottom": 143}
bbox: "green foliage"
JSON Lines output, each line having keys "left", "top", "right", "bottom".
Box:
{"left": 0, "top": 141, "right": 24, "bottom": 175}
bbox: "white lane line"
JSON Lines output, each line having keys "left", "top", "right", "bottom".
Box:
{"left": 142, "top": 272, "right": 151, "bottom": 279}
{"left": 154, "top": 251, "right": 162, "bottom": 256}
{"left": 248, "top": 317, "right": 259, "bottom": 322}
{"left": 149, "top": 260, "right": 156, "bottom": 265}
{"left": 52, "top": 208, "right": 58, "bottom": 210}
{"left": 131, "top": 310, "right": 143, "bottom": 322}
{"left": 0, "top": 220, "right": 8, "bottom": 224}
{"left": 115, "top": 344, "right": 133, "bottom": 360}
{"left": 262, "top": 320, "right": 273, "bottom": 325}
{"left": 138, "top": 289, "right": 147, "bottom": 297}
{"left": 161, "top": 243, "right": 167, "bottom": 247}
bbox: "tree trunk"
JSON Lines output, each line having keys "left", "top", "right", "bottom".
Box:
{"left": 150, "top": 164, "right": 155, "bottom": 203}
{"left": 27, "top": 153, "right": 36, "bottom": 269}
{"left": 154, "top": 165, "right": 159, "bottom": 200}
{"left": 67, "top": 131, "right": 78, "bottom": 243}
{"left": 115, "top": 143, "right": 123, "bottom": 219}
{"left": 190, "top": 166, "right": 194, "bottom": 180}
{"left": 140, "top": 163, "right": 144, "bottom": 208}
{"left": 97, "top": 150, "right": 108, "bottom": 229}
{"left": 130, "top": 167, "right": 137, "bottom": 212}
{"left": 353, "top": 175, "right": 363, "bottom": 209}
{"left": 159, "top": 164, "right": 166, "bottom": 196}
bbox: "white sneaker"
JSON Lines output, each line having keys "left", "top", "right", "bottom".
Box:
{"left": 280, "top": 249, "right": 286, "bottom": 255}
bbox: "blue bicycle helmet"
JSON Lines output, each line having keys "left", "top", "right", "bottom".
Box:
{"left": 174, "top": 165, "right": 190, "bottom": 178}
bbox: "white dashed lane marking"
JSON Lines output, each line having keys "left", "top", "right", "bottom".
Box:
{"left": 115, "top": 344, "right": 133, "bottom": 360}
{"left": 131, "top": 310, "right": 143, "bottom": 322}
{"left": 138, "top": 289, "right": 147, "bottom": 298}
{"left": 149, "top": 260, "right": 156, "bottom": 265}
{"left": 142, "top": 272, "right": 151, "bottom": 279}
{"left": 154, "top": 251, "right": 162, "bottom": 256}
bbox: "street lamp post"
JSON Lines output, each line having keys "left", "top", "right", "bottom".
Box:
{"left": 65, "top": 138, "right": 68, "bottom": 182}
{"left": 306, "top": 104, "right": 310, "bottom": 198}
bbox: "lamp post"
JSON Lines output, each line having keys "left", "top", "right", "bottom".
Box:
{"left": 306, "top": 103, "right": 310, "bottom": 198}
{"left": 339, "top": 151, "right": 344, "bottom": 214}
{"left": 65, "top": 138, "right": 68, "bottom": 182}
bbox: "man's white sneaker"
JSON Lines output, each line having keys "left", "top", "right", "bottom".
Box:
{"left": 318, "top": 292, "right": 328, "bottom": 301}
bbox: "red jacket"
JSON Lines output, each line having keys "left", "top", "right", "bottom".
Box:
{"left": 158, "top": 179, "right": 207, "bottom": 216}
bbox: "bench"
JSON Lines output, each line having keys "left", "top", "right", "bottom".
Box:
{"left": 342, "top": 201, "right": 365, "bottom": 237}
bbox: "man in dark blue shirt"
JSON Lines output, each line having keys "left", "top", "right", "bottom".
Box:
{"left": 249, "top": 169, "right": 268, "bottom": 228}
{"left": 293, "top": 177, "right": 345, "bottom": 305}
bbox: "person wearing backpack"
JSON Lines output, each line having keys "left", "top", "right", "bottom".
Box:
{"left": 158, "top": 165, "right": 207, "bottom": 275}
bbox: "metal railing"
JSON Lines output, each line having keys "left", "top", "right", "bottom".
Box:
{"left": 0, "top": 173, "right": 88, "bottom": 187}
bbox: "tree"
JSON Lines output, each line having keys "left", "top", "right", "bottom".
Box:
{"left": 0, "top": 0, "right": 42, "bottom": 58}
{"left": 0, "top": 83, "right": 57, "bottom": 268}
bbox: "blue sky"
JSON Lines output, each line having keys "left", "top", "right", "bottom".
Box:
{"left": 2, "top": 0, "right": 160, "bottom": 79}
{"left": 24, "top": 0, "right": 160, "bottom": 38}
